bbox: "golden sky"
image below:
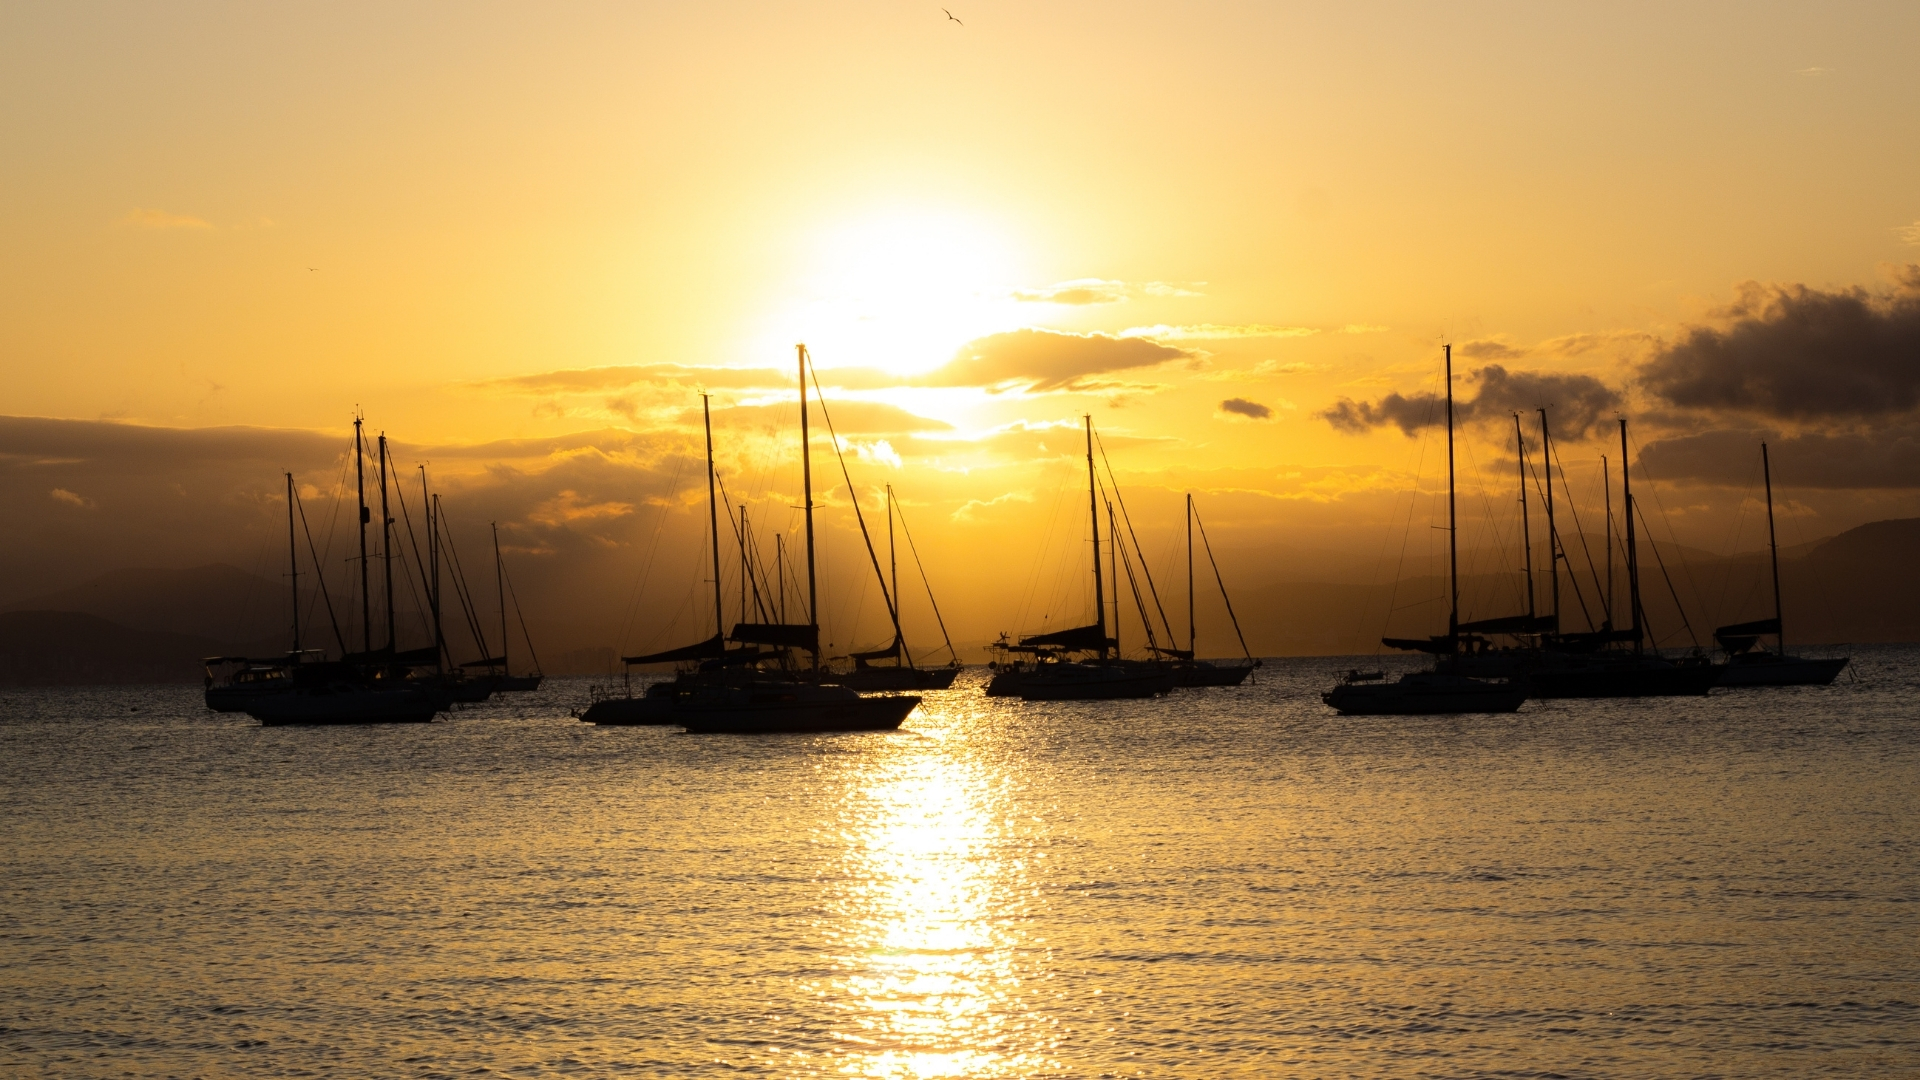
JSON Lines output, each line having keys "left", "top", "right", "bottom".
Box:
{"left": 4, "top": 2, "right": 1920, "bottom": 655}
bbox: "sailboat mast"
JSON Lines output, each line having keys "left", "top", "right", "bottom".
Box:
{"left": 888, "top": 485, "right": 902, "bottom": 664}
{"left": 1620, "top": 419, "right": 1642, "bottom": 654}
{"left": 799, "top": 345, "right": 819, "bottom": 672}
{"left": 1516, "top": 413, "right": 1534, "bottom": 620}
{"left": 1187, "top": 493, "right": 1196, "bottom": 656}
{"left": 1763, "top": 441, "right": 1784, "bottom": 652}
{"left": 379, "top": 434, "right": 394, "bottom": 653}
{"left": 286, "top": 472, "right": 300, "bottom": 654}
{"left": 776, "top": 534, "right": 786, "bottom": 624}
{"left": 1108, "top": 501, "right": 1121, "bottom": 656}
{"left": 494, "top": 522, "right": 508, "bottom": 676}
{"left": 1540, "top": 408, "right": 1560, "bottom": 633}
{"left": 428, "top": 483, "right": 444, "bottom": 674}
{"left": 355, "top": 416, "right": 370, "bottom": 655}
{"left": 1086, "top": 415, "right": 1106, "bottom": 658}
{"left": 738, "top": 505, "right": 749, "bottom": 627}
{"left": 1446, "top": 344, "right": 1459, "bottom": 640}
{"left": 1602, "top": 455, "right": 1614, "bottom": 628}
{"left": 702, "top": 393, "right": 723, "bottom": 644}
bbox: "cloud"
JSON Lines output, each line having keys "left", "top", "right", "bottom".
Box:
{"left": 704, "top": 400, "right": 952, "bottom": 436}
{"left": 1638, "top": 427, "right": 1920, "bottom": 489}
{"left": 950, "top": 490, "right": 1034, "bottom": 521}
{"left": 476, "top": 363, "right": 899, "bottom": 395}
{"left": 1640, "top": 274, "right": 1920, "bottom": 420}
{"left": 1199, "top": 359, "right": 1328, "bottom": 382}
{"left": 49, "top": 488, "right": 95, "bottom": 508}
{"left": 1899, "top": 222, "right": 1920, "bottom": 246}
{"left": 1798, "top": 66, "right": 1831, "bottom": 76}
{"left": 1120, "top": 323, "right": 1319, "bottom": 341}
{"left": 1319, "top": 364, "right": 1623, "bottom": 437}
{"left": 121, "top": 208, "right": 213, "bottom": 230}
{"left": 1219, "top": 397, "right": 1273, "bottom": 420}
{"left": 1011, "top": 279, "right": 1205, "bottom": 305}
{"left": 1458, "top": 337, "right": 1526, "bottom": 360}
{"left": 1012, "top": 279, "right": 1128, "bottom": 305}
{"left": 527, "top": 490, "right": 636, "bottom": 528}
{"left": 917, "top": 329, "right": 1192, "bottom": 392}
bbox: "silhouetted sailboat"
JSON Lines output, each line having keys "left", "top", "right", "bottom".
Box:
{"left": 204, "top": 471, "right": 326, "bottom": 712}
{"left": 1159, "top": 494, "right": 1259, "bottom": 687}
{"left": 1519, "top": 418, "right": 1721, "bottom": 698}
{"left": 248, "top": 417, "right": 445, "bottom": 725}
{"left": 987, "top": 417, "right": 1175, "bottom": 701}
{"left": 1713, "top": 442, "right": 1849, "bottom": 687}
{"left": 586, "top": 348, "right": 920, "bottom": 733}
{"left": 1325, "top": 345, "right": 1527, "bottom": 716}
{"left": 836, "top": 484, "right": 961, "bottom": 691}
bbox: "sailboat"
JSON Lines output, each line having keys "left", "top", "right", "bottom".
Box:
{"left": 835, "top": 484, "right": 962, "bottom": 691}
{"left": 585, "top": 347, "right": 922, "bottom": 733}
{"left": 986, "top": 417, "right": 1176, "bottom": 701}
{"left": 1712, "top": 443, "right": 1850, "bottom": 687}
{"left": 1324, "top": 345, "right": 1529, "bottom": 716}
{"left": 247, "top": 417, "right": 443, "bottom": 725}
{"left": 1158, "top": 494, "right": 1259, "bottom": 687}
{"left": 204, "top": 472, "right": 325, "bottom": 712}
{"left": 478, "top": 524, "right": 544, "bottom": 692}
{"left": 1518, "top": 418, "right": 1721, "bottom": 698}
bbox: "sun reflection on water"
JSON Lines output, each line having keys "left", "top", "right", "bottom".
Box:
{"left": 827, "top": 738, "right": 1046, "bottom": 1078}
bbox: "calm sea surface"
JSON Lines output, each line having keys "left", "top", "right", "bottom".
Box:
{"left": 3, "top": 648, "right": 1917, "bottom": 1078}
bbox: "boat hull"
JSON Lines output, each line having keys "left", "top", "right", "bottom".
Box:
{"left": 677, "top": 693, "right": 920, "bottom": 734}
{"left": 1323, "top": 674, "right": 1527, "bottom": 716}
{"left": 247, "top": 686, "right": 440, "bottom": 726}
{"left": 1004, "top": 664, "right": 1175, "bottom": 701}
{"left": 581, "top": 693, "right": 679, "bottom": 725}
{"left": 834, "top": 666, "right": 960, "bottom": 691}
{"left": 205, "top": 683, "right": 291, "bottom": 712}
{"left": 1716, "top": 655, "right": 1849, "bottom": 687}
{"left": 1171, "top": 661, "right": 1254, "bottom": 688}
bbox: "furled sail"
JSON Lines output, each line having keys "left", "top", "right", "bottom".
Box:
{"left": 849, "top": 633, "right": 904, "bottom": 665}
{"left": 1713, "top": 617, "right": 1780, "bottom": 654}
{"left": 622, "top": 633, "right": 727, "bottom": 665}
{"left": 1456, "top": 614, "right": 1558, "bottom": 635}
{"left": 1019, "top": 622, "right": 1113, "bottom": 652}
{"left": 1382, "top": 634, "right": 1463, "bottom": 654}
{"left": 730, "top": 622, "right": 819, "bottom": 651}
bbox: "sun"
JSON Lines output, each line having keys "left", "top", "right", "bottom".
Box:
{"left": 756, "top": 208, "right": 1029, "bottom": 378}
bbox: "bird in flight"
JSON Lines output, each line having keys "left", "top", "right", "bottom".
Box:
{"left": 944, "top": 8, "right": 962, "bottom": 25}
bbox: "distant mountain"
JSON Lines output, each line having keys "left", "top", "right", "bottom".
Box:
{"left": 1212, "top": 517, "right": 1920, "bottom": 657}
{"left": 3, "top": 563, "right": 292, "bottom": 645}
{"left": 0, "top": 611, "right": 224, "bottom": 686}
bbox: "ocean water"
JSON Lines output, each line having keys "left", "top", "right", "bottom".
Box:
{"left": 2, "top": 648, "right": 1916, "bottom": 1079}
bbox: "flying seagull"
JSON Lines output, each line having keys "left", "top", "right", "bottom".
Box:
{"left": 944, "top": 8, "right": 962, "bottom": 25}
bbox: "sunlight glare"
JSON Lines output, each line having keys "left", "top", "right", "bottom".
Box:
{"left": 762, "top": 209, "right": 1028, "bottom": 378}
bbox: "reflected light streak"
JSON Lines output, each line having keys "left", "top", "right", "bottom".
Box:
{"left": 828, "top": 743, "right": 1044, "bottom": 1077}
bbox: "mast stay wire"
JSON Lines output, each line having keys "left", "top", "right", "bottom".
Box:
{"left": 499, "top": 556, "right": 543, "bottom": 673}
{"left": 1012, "top": 462, "right": 1073, "bottom": 637}
{"left": 1373, "top": 366, "right": 1442, "bottom": 650}
{"left": 1626, "top": 426, "right": 1715, "bottom": 633}
{"left": 435, "top": 506, "right": 495, "bottom": 662}
{"left": 1191, "top": 501, "right": 1254, "bottom": 661}
{"left": 615, "top": 447, "right": 691, "bottom": 655}
{"left": 1544, "top": 439, "right": 1607, "bottom": 630}
{"left": 1523, "top": 442, "right": 1594, "bottom": 631}
{"left": 891, "top": 497, "right": 960, "bottom": 665}
{"left": 293, "top": 483, "right": 348, "bottom": 655}
{"left": 1636, "top": 498, "right": 1701, "bottom": 649}
{"left": 806, "top": 361, "right": 902, "bottom": 656}
{"left": 1095, "top": 431, "right": 1179, "bottom": 647}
